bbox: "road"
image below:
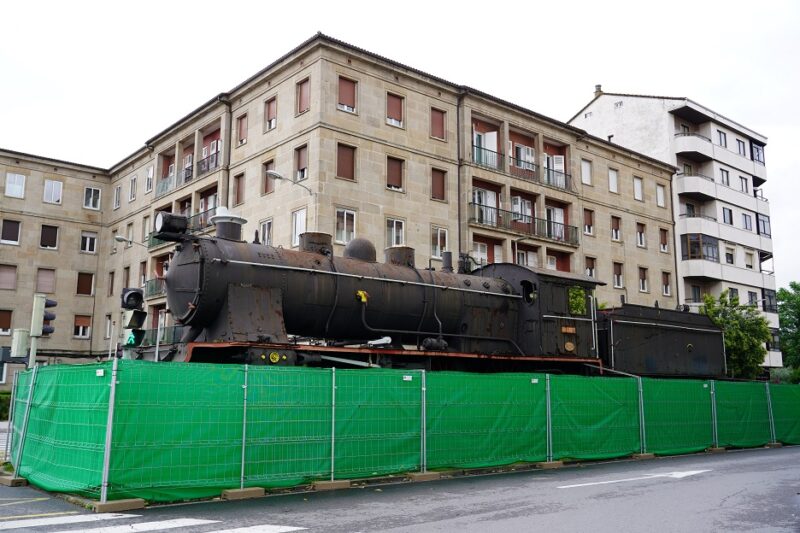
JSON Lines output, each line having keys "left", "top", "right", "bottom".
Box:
{"left": 0, "top": 447, "right": 797, "bottom": 532}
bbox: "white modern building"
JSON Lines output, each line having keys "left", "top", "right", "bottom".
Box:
{"left": 569, "top": 87, "right": 781, "bottom": 368}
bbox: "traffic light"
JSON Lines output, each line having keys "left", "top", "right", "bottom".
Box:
{"left": 30, "top": 294, "right": 57, "bottom": 337}
{"left": 121, "top": 288, "right": 144, "bottom": 310}
{"left": 122, "top": 309, "right": 147, "bottom": 347}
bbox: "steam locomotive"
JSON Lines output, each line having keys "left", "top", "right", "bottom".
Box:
{"left": 135, "top": 209, "right": 726, "bottom": 377}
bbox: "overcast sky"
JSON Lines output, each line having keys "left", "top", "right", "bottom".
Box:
{"left": 1, "top": 0, "right": 798, "bottom": 289}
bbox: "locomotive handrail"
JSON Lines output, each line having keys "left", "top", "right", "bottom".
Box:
{"left": 610, "top": 319, "right": 721, "bottom": 334}
{"left": 208, "top": 258, "right": 523, "bottom": 299}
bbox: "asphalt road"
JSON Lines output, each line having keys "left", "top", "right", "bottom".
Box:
{"left": 0, "top": 447, "right": 798, "bottom": 532}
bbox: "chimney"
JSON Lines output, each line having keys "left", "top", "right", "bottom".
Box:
{"left": 594, "top": 84, "right": 603, "bottom": 98}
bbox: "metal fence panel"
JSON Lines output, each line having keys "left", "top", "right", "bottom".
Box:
{"left": 426, "top": 372, "right": 547, "bottom": 469}
{"left": 714, "top": 380, "right": 772, "bottom": 448}
{"left": 769, "top": 384, "right": 800, "bottom": 444}
{"left": 9, "top": 369, "right": 31, "bottom": 469}
{"left": 550, "top": 375, "right": 640, "bottom": 461}
{"left": 642, "top": 378, "right": 713, "bottom": 456}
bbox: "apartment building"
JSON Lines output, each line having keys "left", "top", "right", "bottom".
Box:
{"left": 569, "top": 87, "right": 781, "bottom": 367}
{"left": 0, "top": 35, "right": 678, "bottom": 383}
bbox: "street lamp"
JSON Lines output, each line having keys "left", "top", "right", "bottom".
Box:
{"left": 265, "top": 170, "right": 317, "bottom": 231}
{"left": 114, "top": 234, "right": 148, "bottom": 249}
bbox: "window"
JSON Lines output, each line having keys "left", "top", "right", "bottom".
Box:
{"left": 742, "top": 213, "right": 753, "bottom": 231}
{"left": 431, "top": 227, "right": 448, "bottom": 259}
{"left": 335, "top": 208, "right": 356, "bottom": 244}
{"left": 720, "top": 169, "right": 730, "bottom": 186}
{"left": 763, "top": 289, "right": 778, "bottom": 313}
{"left": 583, "top": 209, "right": 594, "bottom": 235}
{"left": 111, "top": 229, "right": 117, "bottom": 253}
{"left": 613, "top": 262, "right": 623, "bottom": 288}
{"left": 748, "top": 291, "right": 758, "bottom": 306}
{"left": 236, "top": 114, "right": 248, "bottom": 145}
{"left": 725, "top": 247, "right": 735, "bottom": 264}
{"left": 43, "top": 179, "right": 63, "bottom": 204}
{"left": 129, "top": 175, "right": 137, "bottom": 202}
{"left": 265, "top": 97, "right": 277, "bottom": 130}
{"left": 77, "top": 272, "right": 94, "bottom": 295}
{"left": 611, "top": 216, "right": 621, "bottom": 241}
{"left": 608, "top": 169, "right": 618, "bottom": 193}
{"left": 639, "top": 267, "right": 648, "bottom": 292}
{"left": 745, "top": 252, "right": 754, "bottom": 269}
{"left": 142, "top": 216, "right": 150, "bottom": 241}
{"left": 473, "top": 242, "right": 488, "bottom": 266}
{"left": 74, "top": 315, "right": 91, "bottom": 338}
{"left": 585, "top": 257, "right": 596, "bottom": 278}
{"left": 233, "top": 173, "right": 245, "bottom": 206}
{"left": 729, "top": 288, "right": 739, "bottom": 302}
{"left": 683, "top": 163, "right": 693, "bottom": 175}
{"left": 262, "top": 160, "right": 275, "bottom": 195}
{"left": 718, "top": 130, "right": 727, "bottom": 147}
{"left": 757, "top": 214, "right": 771, "bottom": 237}
{"left": 751, "top": 143, "right": 765, "bottom": 164}
{"left": 680, "top": 234, "right": 719, "bottom": 262}
{"left": 662, "top": 273, "right": 671, "bottom": 296}
{"left": 737, "top": 139, "right": 746, "bottom": 156}
{"left": 84, "top": 187, "right": 101, "bottom": 209}
{"left": 36, "top": 268, "right": 55, "bottom": 293}
{"left": 633, "top": 176, "right": 643, "bottom": 201}
{"left": 656, "top": 184, "right": 666, "bottom": 207}
{"left": 680, "top": 124, "right": 690, "bottom": 134}
{"left": 337, "top": 144, "right": 356, "bottom": 180}
{"left": 581, "top": 159, "right": 592, "bottom": 185}
{"left": 259, "top": 219, "right": 273, "bottom": 246}
{"left": 636, "top": 223, "right": 646, "bottom": 247}
{"left": 108, "top": 271, "right": 115, "bottom": 296}
{"left": 740, "top": 176, "right": 748, "bottom": 193}
{"left": 691, "top": 285, "right": 702, "bottom": 303}
{"left": 295, "top": 145, "right": 308, "bottom": 181}
{"left": 125, "top": 222, "right": 133, "bottom": 245}
{"left": 511, "top": 196, "right": 532, "bottom": 221}
{"left": 291, "top": 208, "right": 306, "bottom": 247}
{"left": 431, "top": 108, "right": 446, "bottom": 139}
{"left": 338, "top": 77, "right": 357, "bottom": 113}
{"left": 0, "top": 265, "right": 16, "bottom": 290}
{"left": 1, "top": 220, "right": 20, "bottom": 245}
{"left": 105, "top": 314, "right": 112, "bottom": 339}
{"left": 722, "top": 207, "right": 733, "bottom": 225}
{"left": 386, "top": 218, "right": 405, "bottom": 246}
{"left": 387, "top": 156, "right": 404, "bottom": 191}
{"left": 40, "top": 225, "right": 58, "bottom": 249}
{"left": 113, "top": 185, "right": 121, "bottom": 209}
{"left": 4, "top": 173, "right": 25, "bottom": 198}
{"left": 431, "top": 168, "right": 446, "bottom": 201}
{"left": 139, "top": 261, "right": 147, "bottom": 286}
{"left": 386, "top": 93, "right": 404, "bottom": 127}
{"left": 0, "top": 310, "right": 10, "bottom": 335}
{"left": 660, "top": 228, "right": 669, "bottom": 252}
{"left": 145, "top": 165, "right": 154, "bottom": 193}
{"left": 296, "top": 78, "right": 310, "bottom": 114}
{"left": 123, "top": 266, "right": 130, "bottom": 289}
{"left": 80, "top": 231, "right": 97, "bottom": 253}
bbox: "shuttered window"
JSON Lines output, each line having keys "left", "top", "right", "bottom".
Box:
{"left": 0, "top": 310, "right": 11, "bottom": 330}
{"left": 387, "top": 93, "right": 403, "bottom": 126}
{"left": 431, "top": 168, "right": 446, "bottom": 200}
{"left": 237, "top": 114, "right": 248, "bottom": 145}
{"left": 263, "top": 160, "right": 275, "bottom": 195}
{"left": 0, "top": 265, "right": 16, "bottom": 290}
{"left": 1, "top": 220, "right": 20, "bottom": 243}
{"left": 265, "top": 98, "right": 277, "bottom": 130}
{"left": 37, "top": 268, "right": 55, "bottom": 293}
{"left": 295, "top": 145, "right": 308, "bottom": 180}
{"left": 583, "top": 209, "right": 594, "bottom": 234}
{"left": 387, "top": 157, "right": 403, "bottom": 190}
{"left": 234, "top": 174, "right": 245, "bottom": 206}
{"left": 296, "top": 79, "right": 310, "bottom": 114}
{"left": 40, "top": 225, "right": 58, "bottom": 249}
{"left": 75, "top": 315, "right": 91, "bottom": 327}
{"left": 660, "top": 228, "right": 669, "bottom": 252}
{"left": 337, "top": 144, "right": 356, "bottom": 180}
{"left": 77, "top": 272, "right": 93, "bottom": 295}
{"left": 431, "top": 108, "right": 445, "bottom": 139}
{"left": 338, "top": 77, "right": 356, "bottom": 112}
{"left": 74, "top": 315, "right": 91, "bottom": 338}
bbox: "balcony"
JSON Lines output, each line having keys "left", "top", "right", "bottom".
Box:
{"left": 542, "top": 168, "right": 572, "bottom": 192}
{"left": 468, "top": 203, "right": 579, "bottom": 245}
{"left": 197, "top": 152, "right": 221, "bottom": 177}
{"left": 472, "top": 145, "right": 502, "bottom": 170}
{"left": 144, "top": 278, "right": 166, "bottom": 299}
{"left": 140, "top": 325, "right": 185, "bottom": 346}
{"left": 187, "top": 207, "right": 217, "bottom": 233}
{"left": 508, "top": 157, "right": 538, "bottom": 183}
{"left": 146, "top": 232, "right": 171, "bottom": 249}
{"left": 155, "top": 174, "right": 176, "bottom": 198}
{"left": 180, "top": 166, "right": 193, "bottom": 184}
{"left": 674, "top": 171, "right": 717, "bottom": 201}
{"left": 674, "top": 133, "right": 713, "bottom": 162}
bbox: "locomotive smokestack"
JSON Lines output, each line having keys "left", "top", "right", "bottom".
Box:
{"left": 385, "top": 246, "right": 415, "bottom": 268}
{"left": 441, "top": 251, "right": 454, "bottom": 273}
{"left": 299, "top": 232, "right": 333, "bottom": 255}
{"left": 210, "top": 207, "right": 247, "bottom": 241}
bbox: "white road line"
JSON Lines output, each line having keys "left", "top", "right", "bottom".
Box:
{"left": 52, "top": 518, "right": 221, "bottom": 533}
{"left": 0, "top": 513, "right": 139, "bottom": 530}
{"left": 208, "top": 526, "right": 307, "bottom": 533}
{"left": 558, "top": 469, "right": 711, "bottom": 489}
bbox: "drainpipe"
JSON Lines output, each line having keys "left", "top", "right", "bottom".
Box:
{"left": 218, "top": 94, "right": 232, "bottom": 208}
{"left": 456, "top": 89, "right": 466, "bottom": 260}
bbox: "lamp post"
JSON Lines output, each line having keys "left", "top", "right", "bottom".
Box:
{"left": 114, "top": 234, "right": 148, "bottom": 249}
{"left": 265, "top": 170, "right": 317, "bottom": 232}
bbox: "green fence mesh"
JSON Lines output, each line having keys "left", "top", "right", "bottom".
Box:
{"left": 642, "top": 378, "right": 713, "bottom": 456}
{"left": 714, "top": 381, "right": 771, "bottom": 448}
{"left": 7, "top": 361, "right": 799, "bottom": 503}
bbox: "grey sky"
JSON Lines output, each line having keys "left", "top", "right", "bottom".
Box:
{"left": 1, "top": 0, "right": 797, "bottom": 289}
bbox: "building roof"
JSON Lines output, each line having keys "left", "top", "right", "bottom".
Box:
{"left": 0, "top": 147, "right": 108, "bottom": 174}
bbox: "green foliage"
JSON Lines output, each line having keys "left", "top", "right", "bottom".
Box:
{"left": 568, "top": 286, "right": 587, "bottom": 315}
{"left": 778, "top": 281, "right": 800, "bottom": 368}
{"left": 702, "top": 290, "right": 770, "bottom": 380}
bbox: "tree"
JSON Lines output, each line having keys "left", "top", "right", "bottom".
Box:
{"left": 777, "top": 281, "right": 800, "bottom": 368}
{"left": 702, "top": 290, "right": 770, "bottom": 380}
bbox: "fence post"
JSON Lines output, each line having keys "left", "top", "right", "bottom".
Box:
{"left": 420, "top": 370, "right": 427, "bottom": 473}
{"left": 239, "top": 365, "right": 249, "bottom": 490}
{"left": 545, "top": 374, "right": 553, "bottom": 463}
{"left": 14, "top": 365, "right": 38, "bottom": 475}
{"left": 765, "top": 382, "right": 777, "bottom": 444}
{"left": 100, "top": 356, "right": 120, "bottom": 504}
{"left": 637, "top": 377, "right": 647, "bottom": 454}
{"left": 330, "top": 367, "right": 336, "bottom": 482}
{"left": 5, "top": 371, "right": 18, "bottom": 462}
{"left": 710, "top": 380, "right": 719, "bottom": 448}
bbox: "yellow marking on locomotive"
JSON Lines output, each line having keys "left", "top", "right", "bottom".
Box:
{"left": 561, "top": 326, "right": 577, "bottom": 334}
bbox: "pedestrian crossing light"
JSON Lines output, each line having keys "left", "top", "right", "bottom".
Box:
{"left": 30, "top": 294, "right": 57, "bottom": 337}
{"left": 122, "top": 309, "right": 147, "bottom": 347}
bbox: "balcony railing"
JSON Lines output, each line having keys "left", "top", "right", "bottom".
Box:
{"left": 180, "top": 166, "right": 193, "bottom": 184}
{"left": 144, "top": 278, "right": 166, "bottom": 298}
{"left": 187, "top": 207, "right": 217, "bottom": 233}
{"left": 197, "top": 152, "right": 221, "bottom": 176}
{"left": 468, "top": 203, "right": 578, "bottom": 245}
{"left": 155, "top": 174, "right": 176, "bottom": 198}
{"left": 676, "top": 171, "right": 715, "bottom": 182}
{"left": 674, "top": 132, "right": 712, "bottom": 142}
{"left": 146, "top": 232, "right": 170, "bottom": 249}
{"left": 508, "top": 157, "right": 538, "bottom": 182}
{"left": 679, "top": 213, "right": 717, "bottom": 222}
{"left": 542, "top": 168, "right": 572, "bottom": 191}
{"left": 472, "top": 145, "right": 502, "bottom": 170}
{"left": 140, "top": 325, "right": 185, "bottom": 347}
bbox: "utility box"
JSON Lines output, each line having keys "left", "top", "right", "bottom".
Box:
{"left": 11, "top": 329, "right": 29, "bottom": 358}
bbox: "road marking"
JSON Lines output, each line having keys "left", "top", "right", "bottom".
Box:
{"left": 0, "top": 511, "right": 78, "bottom": 522}
{"left": 52, "top": 518, "right": 220, "bottom": 533}
{"left": 557, "top": 469, "right": 711, "bottom": 489}
{"left": 0, "top": 498, "right": 50, "bottom": 507}
{"left": 209, "top": 526, "right": 307, "bottom": 533}
{"left": 0, "top": 512, "right": 138, "bottom": 530}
